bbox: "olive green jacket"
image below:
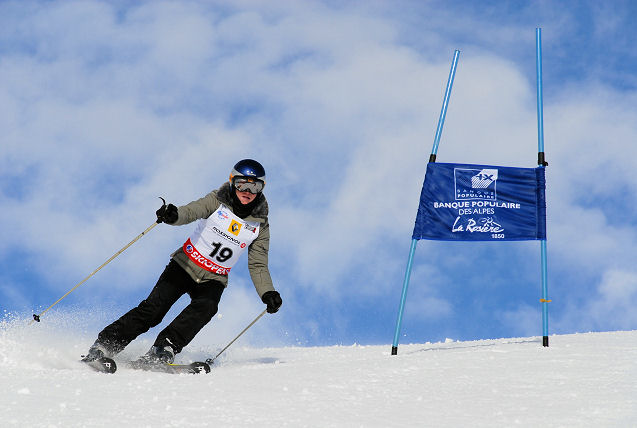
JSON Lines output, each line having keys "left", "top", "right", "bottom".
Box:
{"left": 169, "top": 182, "right": 275, "bottom": 298}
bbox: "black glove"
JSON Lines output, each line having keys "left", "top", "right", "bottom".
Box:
{"left": 156, "top": 203, "right": 178, "bottom": 224}
{"left": 261, "top": 291, "right": 282, "bottom": 314}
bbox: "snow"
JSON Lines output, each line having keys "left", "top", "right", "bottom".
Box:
{"left": 1, "top": 314, "right": 635, "bottom": 427}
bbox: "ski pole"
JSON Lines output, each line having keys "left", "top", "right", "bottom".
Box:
{"left": 206, "top": 309, "right": 267, "bottom": 365}
{"left": 31, "top": 217, "right": 161, "bottom": 325}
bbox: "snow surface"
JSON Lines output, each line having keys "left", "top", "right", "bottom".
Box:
{"left": 1, "top": 313, "right": 635, "bottom": 427}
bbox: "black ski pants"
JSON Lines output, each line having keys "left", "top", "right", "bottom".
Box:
{"left": 97, "top": 260, "right": 224, "bottom": 355}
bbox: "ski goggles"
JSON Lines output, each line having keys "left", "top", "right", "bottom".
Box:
{"left": 233, "top": 177, "right": 265, "bottom": 194}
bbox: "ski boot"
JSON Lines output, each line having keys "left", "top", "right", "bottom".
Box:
{"left": 81, "top": 342, "right": 117, "bottom": 373}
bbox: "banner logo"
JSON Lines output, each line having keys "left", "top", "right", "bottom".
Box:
{"left": 454, "top": 168, "right": 498, "bottom": 201}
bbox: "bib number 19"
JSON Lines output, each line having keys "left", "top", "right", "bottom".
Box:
{"left": 210, "top": 242, "right": 233, "bottom": 262}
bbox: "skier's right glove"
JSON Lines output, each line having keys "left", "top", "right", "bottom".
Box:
{"left": 261, "top": 291, "right": 282, "bottom": 314}
{"left": 156, "top": 203, "right": 178, "bottom": 224}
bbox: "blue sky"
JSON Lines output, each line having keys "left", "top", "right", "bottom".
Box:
{"left": 2, "top": 0, "right": 637, "bottom": 350}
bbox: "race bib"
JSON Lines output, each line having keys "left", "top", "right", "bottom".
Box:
{"left": 183, "top": 204, "right": 260, "bottom": 275}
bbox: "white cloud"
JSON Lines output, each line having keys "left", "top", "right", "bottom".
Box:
{"left": 555, "top": 268, "right": 637, "bottom": 333}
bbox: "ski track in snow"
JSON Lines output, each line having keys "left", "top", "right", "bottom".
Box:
{"left": 1, "top": 314, "right": 635, "bottom": 427}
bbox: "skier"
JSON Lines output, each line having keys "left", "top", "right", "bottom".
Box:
{"left": 82, "top": 159, "right": 282, "bottom": 366}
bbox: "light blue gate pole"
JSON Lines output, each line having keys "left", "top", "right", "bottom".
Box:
{"left": 536, "top": 28, "right": 550, "bottom": 347}
{"left": 392, "top": 50, "right": 460, "bottom": 355}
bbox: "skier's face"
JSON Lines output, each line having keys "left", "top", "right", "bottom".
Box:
{"left": 235, "top": 189, "right": 257, "bottom": 205}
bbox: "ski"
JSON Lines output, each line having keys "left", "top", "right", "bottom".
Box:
{"left": 128, "top": 359, "right": 211, "bottom": 374}
{"left": 83, "top": 357, "right": 117, "bottom": 374}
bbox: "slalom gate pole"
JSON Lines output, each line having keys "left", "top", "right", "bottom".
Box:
{"left": 430, "top": 50, "right": 460, "bottom": 163}
{"left": 206, "top": 309, "right": 267, "bottom": 365}
{"left": 536, "top": 28, "right": 550, "bottom": 347}
{"left": 391, "top": 239, "right": 417, "bottom": 355}
{"left": 391, "top": 50, "right": 460, "bottom": 355}
{"left": 31, "top": 220, "right": 160, "bottom": 324}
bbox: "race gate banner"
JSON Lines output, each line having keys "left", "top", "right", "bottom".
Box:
{"left": 412, "top": 162, "right": 546, "bottom": 241}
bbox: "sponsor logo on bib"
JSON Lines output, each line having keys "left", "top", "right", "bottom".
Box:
{"left": 228, "top": 220, "right": 242, "bottom": 236}
{"left": 217, "top": 209, "right": 229, "bottom": 220}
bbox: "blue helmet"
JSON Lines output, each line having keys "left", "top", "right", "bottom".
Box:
{"left": 229, "top": 159, "right": 266, "bottom": 194}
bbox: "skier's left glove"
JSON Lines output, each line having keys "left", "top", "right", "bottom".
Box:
{"left": 261, "top": 291, "right": 282, "bottom": 314}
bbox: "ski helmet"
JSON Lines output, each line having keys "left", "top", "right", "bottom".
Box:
{"left": 229, "top": 159, "right": 266, "bottom": 194}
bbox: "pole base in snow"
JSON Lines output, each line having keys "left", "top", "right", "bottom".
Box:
{"left": 543, "top": 336, "right": 549, "bottom": 347}
{"left": 391, "top": 346, "right": 398, "bottom": 355}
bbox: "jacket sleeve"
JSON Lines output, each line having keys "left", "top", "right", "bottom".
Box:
{"left": 248, "top": 222, "right": 275, "bottom": 298}
{"left": 172, "top": 191, "right": 220, "bottom": 225}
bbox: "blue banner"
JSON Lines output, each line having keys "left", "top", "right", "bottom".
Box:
{"left": 413, "top": 162, "right": 546, "bottom": 241}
